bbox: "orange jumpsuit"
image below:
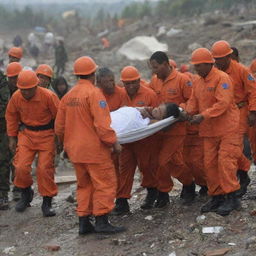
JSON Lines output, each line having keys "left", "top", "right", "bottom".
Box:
{"left": 55, "top": 79, "right": 117, "bottom": 217}
{"left": 182, "top": 73, "right": 206, "bottom": 187}
{"left": 101, "top": 85, "right": 127, "bottom": 193}
{"left": 150, "top": 69, "right": 194, "bottom": 192}
{"left": 117, "top": 84, "right": 159, "bottom": 199}
{"left": 225, "top": 60, "right": 256, "bottom": 171}
{"left": 186, "top": 67, "right": 241, "bottom": 196}
{"left": 5, "top": 87, "right": 59, "bottom": 197}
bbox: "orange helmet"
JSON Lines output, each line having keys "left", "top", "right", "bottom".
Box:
{"left": 36, "top": 64, "right": 53, "bottom": 78}
{"left": 6, "top": 62, "right": 23, "bottom": 77}
{"left": 73, "top": 56, "right": 97, "bottom": 75}
{"left": 180, "top": 64, "right": 189, "bottom": 73}
{"left": 17, "top": 70, "right": 39, "bottom": 89}
{"left": 121, "top": 66, "right": 140, "bottom": 81}
{"left": 191, "top": 48, "right": 215, "bottom": 65}
{"left": 169, "top": 59, "right": 177, "bottom": 68}
{"left": 8, "top": 47, "right": 23, "bottom": 59}
{"left": 211, "top": 40, "right": 233, "bottom": 58}
{"left": 250, "top": 59, "right": 256, "bottom": 74}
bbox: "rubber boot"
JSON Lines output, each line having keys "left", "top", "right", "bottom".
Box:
{"left": 199, "top": 186, "right": 208, "bottom": 196}
{"left": 95, "top": 214, "right": 126, "bottom": 234}
{"left": 140, "top": 188, "right": 158, "bottom": 210}
{"left": 154, "top": 191, "right": 170, "bottom": 208}
{"left": 181, "top": 182, "right": 196, "bottom": 205}
{"left": 216, "top": 192, "right": 241, "bottom": 216}
{"left": 236, "top": 170, "right": 251, "bottom": 197}
{"left": 41, "top": 196, "right": 56, "bottom": 217}
{"left": 111, "top": 198, "right": 130, "bottom": 215}
{"left": 0, "top": 192, "right": 9, "bottom": 210}
{"left": 79, "top": 216, "right": 95, "bottom": 235}
{"left": 201, "top": 195, "right": 224, "bottom": 213}
{"left": 15, "top": 187, "right": 34, "bottom": 212}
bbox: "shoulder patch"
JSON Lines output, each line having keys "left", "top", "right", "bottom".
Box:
{"left": 248, "top": 74, "right": 255, "bottom": 81}
{"left": 99, "top": 100, "right": 107, "bottom": 108}
{"left": 222, "top": 83, "right": 229, "bottom": 89}
{"left": 187, "top": 81, "right": 192, "bottom": 87}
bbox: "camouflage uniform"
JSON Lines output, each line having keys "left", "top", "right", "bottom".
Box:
{"left": 0, "top": 71, "right": 11, "bottom": 209}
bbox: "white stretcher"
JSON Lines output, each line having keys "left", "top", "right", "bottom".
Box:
{"left": 116, "top": 116, "right": 178, "bottom": 144}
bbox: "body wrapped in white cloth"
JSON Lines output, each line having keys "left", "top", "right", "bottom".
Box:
{"left": 110, "top": 106, "right": 178, "bottom": 144}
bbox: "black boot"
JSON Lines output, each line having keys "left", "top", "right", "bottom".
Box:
{"left": 236, "top": 170, "right": 251, "bottom": 197}
{"left": 181, "top": 182, "right": 196, "bottom": 205}
{"left": 216, "top": 192, "right": 241, "bottom": 216}
{"left": 111, "top": 198, "right": 130, "bottom": 215}
{"left": 154, "top": 191, "right": 170, "bottom": 208}
{"left": 79, "top": 216, "right": 95, "bottom": 235}
{"left": 140, "top": 188, "right": 158, "bottom": 209}
{"left": 201, "top": 195, "right": 224, "bottom": 213}
{"left": 41, "top": 196, "right": 56, "bottom": 217}
{"left": 15, "top": 187, "right": 34, "bottom": 212}
{"left": 199, "top": 186, "right": 208, "bottom": 196}
{"left": 95, "top": 214, "right": 126, "bottom": 234}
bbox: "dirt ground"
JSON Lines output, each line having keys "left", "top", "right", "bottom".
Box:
{"left": 1, "top": 164, "right": 256, "bottom": 256}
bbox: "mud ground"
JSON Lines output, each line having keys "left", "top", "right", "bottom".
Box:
{"left": 1, "top": 165, "right": 256, "bottom": 256}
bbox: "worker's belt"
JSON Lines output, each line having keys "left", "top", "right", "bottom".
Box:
{"left": 21, "top": 119, "right": 54, "bottom": 131}
{"left": 236, "top": 101, "right": 247, "bottom": 109}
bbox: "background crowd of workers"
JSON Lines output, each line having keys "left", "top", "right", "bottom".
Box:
{"left": 1, "top": 39, "right": 256, "bottom": 235}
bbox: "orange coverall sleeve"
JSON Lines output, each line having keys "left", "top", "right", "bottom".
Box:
{"left": 48, "top": 93, "right": 60, "bottom": 119}
{"left": 243, "top": 69, "right": 256, "bottom": 111}
{"left": 185, "top": 88, "right": 199, "bottom": 115}
{"left": 5, "top": 97, "right": 20, "bottom": 137}
{"left": 54, "top": 99, "right": 66, "bottom": 138}
{"left": 89, "top": 90, "right": 117, "bottom": 146}
{"left": 181, "top": 76, "right": 193, "bottom": 102}
{"left": 201, "top": 77, "right": 233, "bottom": 119}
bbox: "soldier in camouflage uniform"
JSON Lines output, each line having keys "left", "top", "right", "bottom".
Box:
{"left": 0, "top": 70, "right": 11, "bottom": 210}
{"left": 0, "top": 62, "right": 22, "bottom": 209}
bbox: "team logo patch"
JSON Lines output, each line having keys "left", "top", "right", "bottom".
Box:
{"left": 248, "top": 74, "right": 255, "bottom": 81}
{"left": 99, "top": 100, "right": 107, "bottom": 108}
{"left": 222, "top": 83, "right": 229, "bottom": 89}
{"left": 187, "top": 81, "right": 192, "bottom": 87}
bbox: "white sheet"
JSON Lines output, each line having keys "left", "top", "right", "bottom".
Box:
{"left": 110, "top": 107, "right": 150, "bottom": 134}
{"left": 110, "top": 106, "right": 177, "bottom": 144}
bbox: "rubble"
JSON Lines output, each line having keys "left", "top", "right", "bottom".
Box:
{"left": 118, "top": 36, "right": 168, "bottom": 61}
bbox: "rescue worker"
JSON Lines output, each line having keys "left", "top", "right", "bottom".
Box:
{"left": 112, "top": 66, "right": 160, "bottom": 214}
{"left": 211, "top": 40, "right": 256, "bottom": 197}
{"left": 96, "top": 67, "right": 126, "bottom": 195}
{"left": 149, "top": 51, "right": 195, "bottom": 207}
{"left": 5, "top": 70, "right": 59, "bottom": 217}
{"left": 0, "top": 62, "right": 23, "bottom": 210}
{"left": 8, "top": 47, "right": 23, "bottom": 63}
{"left": 96, "top": 67, "right": 126, "bottom": 112}
{"left": 185, "top": 48, "right": 241, "bottom": 216}
{"left": 36, "top": 64, "right": 54, "bottom": 90}
{"left": 55, "top": 56, "right": 125, "bottom": 235}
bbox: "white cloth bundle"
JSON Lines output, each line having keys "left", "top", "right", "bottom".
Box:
{"left": 110, "top": 107, "right": 177, "bottom": 144}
